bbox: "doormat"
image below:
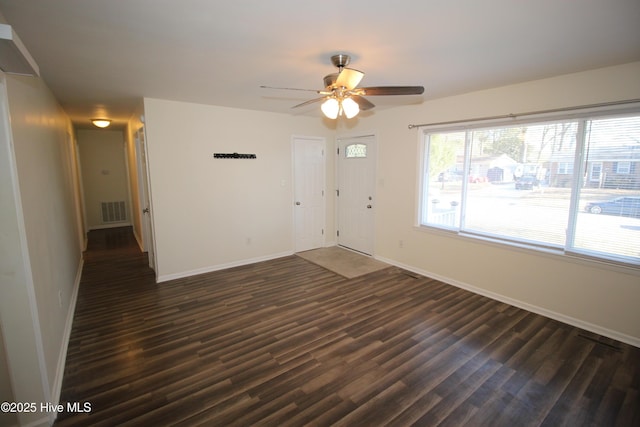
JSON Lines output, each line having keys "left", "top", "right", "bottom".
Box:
{"left": 296, "top": 246, "right": 389, "bottom": 279}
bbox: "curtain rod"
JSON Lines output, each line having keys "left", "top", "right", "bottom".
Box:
{"left": 407, "top": 98, "right": 640, "bottom": 129}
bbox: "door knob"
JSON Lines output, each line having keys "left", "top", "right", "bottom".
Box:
{"left": 142, "top": 207, "right": 150, "bottom": 214}
{"left": 367, "top": 205, "right": 372, "bottom": 209}
{"left": 295, "top": 201, "right": 301, "bottom": 205}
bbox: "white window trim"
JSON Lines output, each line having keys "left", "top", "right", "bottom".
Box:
{"left": 417, "top": 107, "right": 640, "bottom": 269}
{"left": 616, "top": 161, "right": 631, "bottom": 174}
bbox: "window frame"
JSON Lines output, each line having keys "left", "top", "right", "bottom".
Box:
{"left": 417, "top": 107, "right": 640, "bottom": 269}
{"left": 616, "top": 161, "right": 631, "bottom": 174}
{"left": 589, "top": 162, "right": 602, "bottom": 182}
{"left": 344, "top": 143, "right": 367, "bottom": 158}
{"left": 558, "top": 162, "right": 574, "bottom": 175}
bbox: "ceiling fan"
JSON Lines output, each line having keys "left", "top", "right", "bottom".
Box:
{"left": 261, "top": 54, "right": 424, "bottom": 119}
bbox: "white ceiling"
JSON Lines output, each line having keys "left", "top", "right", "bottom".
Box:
{"left": 0, "top": 0, "right": 639, "bottom": 129}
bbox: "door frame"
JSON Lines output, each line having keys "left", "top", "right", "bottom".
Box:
{"left": 292, "top": 135, "right": 326, "bottom": 252}
{"left": 335, "top": 132, "right": 377, "bottom": 255}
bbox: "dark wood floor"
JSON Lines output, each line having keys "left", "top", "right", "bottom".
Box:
{"left": 55, "top": 227, "right": 640, "bottom": 426}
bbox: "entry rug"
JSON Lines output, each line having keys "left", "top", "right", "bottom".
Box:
{"left": 296, "top": 246, "right": 389, "bottom": 279}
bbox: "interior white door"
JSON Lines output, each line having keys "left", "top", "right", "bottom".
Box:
{"left": 293, "top": 136, "right": 326, "bottom": 252}
{"left": 135, "top": 126, "right": 156, "bottom": 270}
{"left": 337, "top": 135, "right": 376, "bottom": 255}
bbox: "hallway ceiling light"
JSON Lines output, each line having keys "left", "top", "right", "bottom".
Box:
{"left": 91, "top": 119, "right": 111, "bottom": 128}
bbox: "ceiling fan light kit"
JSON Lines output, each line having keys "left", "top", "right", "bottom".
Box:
{"left": 341, "top": 97, "right": 360, "bottom": 119}
{"left": 321, "top": 98, "right": 339, "bottom": 119}
{"left": 263, "top": 54, "right": 424, "bottom": 120}
{"left": 320, "top": 96, "right": 360, "bottom": 119}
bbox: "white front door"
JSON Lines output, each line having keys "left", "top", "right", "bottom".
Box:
{"left": 337, "top": 135, "right": 376, "bottom": 255}
{"left": 293, "top": 136, "right": 326, "bottom": 252}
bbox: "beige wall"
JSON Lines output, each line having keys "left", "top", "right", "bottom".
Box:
{"left": 355, "top": 61, "right": 640, "bottom": 345}
{"left": 143, "top": 99, "right": 335, "bottom": 281}
{"left": 0, "top": 323, "right": 18, "bottom": 426}
{"left": 77, "top": 129, "right": 130, "bottom": 229}
{"left": 1, "top": 73, "right": 83, "bottom": 425}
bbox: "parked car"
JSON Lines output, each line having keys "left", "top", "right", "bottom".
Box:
{"left": 438, "top": 171, "right": 463, "bottom": 182}
{"left": 438, "top": 172, "right": 450, "bottom": 182}
{"left": 584, "top": 196, "right": 640, "bottom": 217}
{"left": 468, "top": 174, "right": 487, "bottom": 183}
{"left": 515, "top": 175, "right": 539, "bottom": 190}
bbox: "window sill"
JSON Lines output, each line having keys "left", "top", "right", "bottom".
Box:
{"left": 413, "top": 224, "right": 640, "bottom": 276}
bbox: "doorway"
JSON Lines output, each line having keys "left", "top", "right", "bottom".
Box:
{"left": 337, "top": 134, "right": 376, "bottom": 255}
{"left": 293, "top": 136, "right": 326, "bottom": 252}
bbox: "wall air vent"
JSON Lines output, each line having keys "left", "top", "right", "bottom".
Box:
{"left": 101, "top": 201, "right": 127, "bottom": 223}
{"left": 0, "top": 23, "right": 39, "bottom": 76}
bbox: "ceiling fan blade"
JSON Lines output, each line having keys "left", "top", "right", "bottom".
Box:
{"left": 351, "top": 95, "right": 375, "bottom": 111}
{"left": 358, "top": 86, "right": 425, "bottom": 96}
{"left": 260, "top": 85, "right": 321, "bottom": 93}
{"left": 291, "top": 97, "right": 326, "bottom": 109}
{"left": 335, "top": 68, "right": 364, "bottom": 90}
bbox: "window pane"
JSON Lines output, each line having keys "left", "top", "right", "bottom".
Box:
{"left": 423, "top": 132, "right": 465, "bottom": 228}
{"left": 463, "top": 123, "right": 577, "bottom": 246}
{"left": 573, "top": 116, "right": 640, "bottom": 261}
{"left": 345, "top": 143, "right": 367, "bottom": 158}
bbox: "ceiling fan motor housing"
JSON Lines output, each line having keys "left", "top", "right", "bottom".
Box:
{"left": 323, "top": 73, "right": 339, "bottom": 89}
{"left": 330, "top": 54, "right": 351, "bottom": 69}
{"left": 325, "top": 54, "right": 351, "bottom": 89}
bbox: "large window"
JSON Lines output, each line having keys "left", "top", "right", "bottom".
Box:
{"left": 420, "top": 111, "right": 640, "bottom": 266}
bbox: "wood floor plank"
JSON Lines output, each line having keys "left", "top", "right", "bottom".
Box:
{"left": 54, "top": 227, "right": 640, "bottom": 426}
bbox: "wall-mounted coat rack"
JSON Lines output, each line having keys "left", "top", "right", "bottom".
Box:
{"left": 213, "top": 152, "right": 257, "bottom": 159}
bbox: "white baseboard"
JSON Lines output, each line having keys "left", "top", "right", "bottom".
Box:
{"left": 88, "top": 222, "right": 132, "bottom": 231}
{"left": 50, "top": 257, "right": 83, "bottom": 410}
{"left": 157, "top": 251, "right": 295, "bottom": 283}
{"left": 375, "top": 255, "right": 640, "bottom": 348}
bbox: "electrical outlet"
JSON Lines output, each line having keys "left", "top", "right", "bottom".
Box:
{"left": 58, "top": 290, "right": 63, "bottom": 308}
{"left": 399, "top": 240, "right": 404, "bottom": 248}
